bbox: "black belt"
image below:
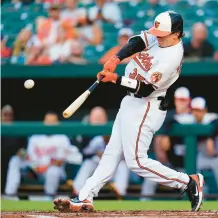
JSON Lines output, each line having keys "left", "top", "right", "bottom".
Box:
{"left": 127, "top": 91, "right": 143, "bottom": 99}
{"left": 127, "top": 92, "right": 168, "bottom": 111}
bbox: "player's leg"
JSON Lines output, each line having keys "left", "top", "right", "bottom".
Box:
{"left": 44, "top": 165, "right": 65, "bottom": 196}
{"left": 4, "top": 156, "right": 22, "bottom": 196}
{"left": 198, "top": 154, "right": 218, "bottom": 189}
{"left": 112, "top": 159, "right": 130, "bottom": 197}
{"left": 140, "top": 178, "right": 157, "bottom": 201}
{"left": 54, "top": 111, "right": 123, "bottom": 212}
{"left": 73, "top": 159, "right": 98, "bottom": 195}
{"left": 121, "top": 96, "right": 204, "bottom": 211}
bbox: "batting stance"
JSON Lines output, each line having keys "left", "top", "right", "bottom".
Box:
{"left": 54, "top": 11, "right": 204, "bottom": 212}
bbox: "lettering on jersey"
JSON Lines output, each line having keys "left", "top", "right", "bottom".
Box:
{"left": 176, "top": 59, "right": 183, "bottom": 75}
{"left": 136, "top": 74, "right": 145, "bottom": 82}
{"left": 134, "top": 53, "right": 153, "bottom": 72}
{"left": 129, "top": 68, "right": 137, "bottom": 79}
{"left": 150, "top": 72, "right": 162, "bottom": 83}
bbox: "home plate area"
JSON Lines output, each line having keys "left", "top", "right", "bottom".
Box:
{"left": 1, "top": 210, "right": 218, "bottom": 218}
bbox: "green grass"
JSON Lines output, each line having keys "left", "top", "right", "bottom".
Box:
{"left": 1, "top": 200, "right": 218, "bottom": 211}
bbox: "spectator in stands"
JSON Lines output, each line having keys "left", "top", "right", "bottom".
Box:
{"left": 184, "top": 22, "right": 215, "bottom": 60}
{"left": 1, "top": 34, "right": 12, "bottom": 60}
{"left": 61, "top": 0, "right": 87, "bottom": 25}
{"left": 4, "top": 111, "right": 82, "bottom": 199}
{"left": 62, "top": 40, "right": 88, "bottom": 64}
{"left": 165, "top": 0, "right": 179, "bottom": 5}
{"left": 88, "top": 0, "right": 122, "bottom": 25}
{"left": 190, "top": 97, "right": 218, "bottom": 191}
{"left": 27, "top": 4, "right": 62, "bottom": 64}
{"left": 143, "top": 0, "right": 165, "bottom": 17}
{"left": 10, "top": 28, "right": 32, "bottom": 64}
{"left": 32, "top": 26, "right": 87, "bottom": 65}
{"left": 141, "top": 87, "right": 194, "bottom": 200}
{"left": 77, "top": 21, "right": 103, "bottom": 46}
{"left": 99, "top": 27, "right": 134, "bottom": 64}
{"left": 72, "top": 106, "right": 129, "bottom": 199}
{"left": 61, "top": 0, "right": 103, "bottom": 46}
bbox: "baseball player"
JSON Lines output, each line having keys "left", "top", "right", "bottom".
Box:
{"left": 73, "top": 135, "right": 129, "bottom": 198}
{"left": 190, "top": 97, "right": 218, "bottom": 189}
{"left": 4, "top": 112, "right": 82, "bottom": 198}
{"left": 54, "top": 11, "right": 204, "bottom": 212}
{"left": 141, "top": 87, "right": 194, "bottom": 200}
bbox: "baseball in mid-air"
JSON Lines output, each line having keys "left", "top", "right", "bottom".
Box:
{"left": 24, "top": 79, "right": 35, "bottom": 89}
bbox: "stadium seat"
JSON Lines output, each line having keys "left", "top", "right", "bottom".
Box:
{"left": 84, "top": 45, "right": 106, "bottom": 63}
{"left": 204, "top": 0, "right": 218, "bottom": 9}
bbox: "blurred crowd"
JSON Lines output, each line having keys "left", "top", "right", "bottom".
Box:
{"left": 1, "top": 0, "right": 218, "bottom": 64}
{"left": 1, "top": 86, "right": 218, "bottom": 200}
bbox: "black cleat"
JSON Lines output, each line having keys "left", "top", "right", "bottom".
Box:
{"left": 184, "top": 173, "right": 204, "bottom": 212}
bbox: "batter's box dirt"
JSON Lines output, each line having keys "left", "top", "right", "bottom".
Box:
{"left": 1, "top": 211, "right": 218, "bottom": 218}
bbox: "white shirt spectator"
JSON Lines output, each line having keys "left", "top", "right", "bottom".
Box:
{"left": 48, "top": 40, "right": 73, "bottom": 61}
{"left": 30, "top": 20, "right": 60, "bottom": 47}
{"left": 88, "top": 2, "right": 122, "bottom": 24}
{"left": 61, "top": 7, "right": 87, "bottom": 25}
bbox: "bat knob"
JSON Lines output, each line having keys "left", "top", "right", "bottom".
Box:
{"left": 63, "top": 112, "right": 70, "bottom": 118}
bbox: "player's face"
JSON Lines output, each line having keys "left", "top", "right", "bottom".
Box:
{"left": 44, "top": 114, "right": 59, "bottom": 125}
{"left": 156, "top": 32, "right": 180, "bottom": 47}
{"left": 1, "top": 111, "right": 13, "bottom": 123}
{"left": 89, "top": 107, "right": 108, "bottom": 124}
{"left": 174, "top": 98, "right": 190, "bottom": 113}
{"left": 49, "top": 8, "right": 60, "bottom": 20}
{"left": 192, "top": 109, "right": 206, "bottom": 123}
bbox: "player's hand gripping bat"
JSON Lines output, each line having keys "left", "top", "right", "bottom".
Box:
{"left": 63, "top": 76, "right": 104, "bottom": 118}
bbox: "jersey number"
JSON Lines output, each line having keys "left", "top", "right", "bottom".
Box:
{"left": 129, "top": 68, "right": 145, "bottom": 81}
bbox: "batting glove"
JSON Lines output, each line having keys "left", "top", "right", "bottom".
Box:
{"left": 97, "top": 70, "right": 118, "bottom": 83}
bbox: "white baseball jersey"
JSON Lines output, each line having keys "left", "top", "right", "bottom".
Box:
{"left": 83, "top": 136, "right": 105, "bottom": 156}
{"left": 125, "top": 31, "right": 184, "bottom": 97}
{"left": 27, "top": 134, "right": 72, "bottom": 167}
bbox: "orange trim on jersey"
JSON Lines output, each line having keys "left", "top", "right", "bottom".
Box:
{"left": 143, "top": 31, "right": 149, "bottom": 48}
{"left": 135, "top": 102, "right": 188, "bottom": 185}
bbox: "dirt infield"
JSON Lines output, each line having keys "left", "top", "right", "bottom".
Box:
{"left": 2, "top": 210, "right": 218, "bottom": 218}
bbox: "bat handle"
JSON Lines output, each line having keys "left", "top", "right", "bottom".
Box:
{"left": 98, "top": 75, "right": 105, "bottom": 81}
{"left": 88, "top": 75, "right": 104, "bottom": 93}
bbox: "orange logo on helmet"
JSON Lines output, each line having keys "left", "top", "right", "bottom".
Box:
{"left": 155, "top": 21, "right": 160, "bottom": 28}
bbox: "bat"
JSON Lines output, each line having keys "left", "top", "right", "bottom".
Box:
{"left": 63, "top": 76, "right": 104, "bottom": 118}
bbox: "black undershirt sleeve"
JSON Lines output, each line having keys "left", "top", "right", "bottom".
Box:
{"left": 115, "top": 36, "right": 153, "bottom": 97}
{"left": 116, "top": 36, "right": 146, "bottom": 61}
{"left": 116, "top": 76, "right": 155, "bottom": 97}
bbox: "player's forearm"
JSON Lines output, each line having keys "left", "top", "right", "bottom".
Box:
{"left": 116, "top": 36, "right": 145, "bottom": 61}
{"left": 116, "top": 76, "right": 155, "bottom": 97}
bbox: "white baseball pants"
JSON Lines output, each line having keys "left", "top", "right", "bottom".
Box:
{"left": 197, "top": 153, "right": 218, "bottom": 187}
{"left": 79, "top": 96, "right": 190, "bottom": 201}
{"left": 74, "top": 157, "right": 129, "bottom": 196}
{"left": 5, "top": 156, "right": 65, "bottom": 196}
